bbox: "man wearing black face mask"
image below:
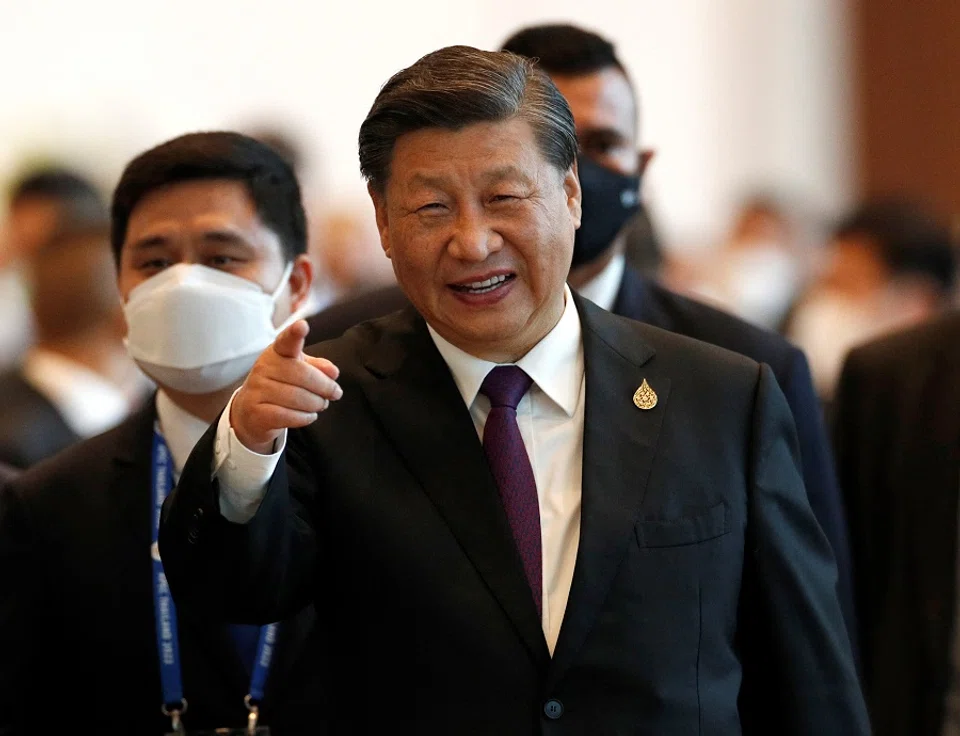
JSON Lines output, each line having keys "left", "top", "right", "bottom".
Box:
{"left": 304, "top": 24, "right": 856, "bottom": 654}
{"left": 499, "top": 23, "right": 855, "bottom": 648}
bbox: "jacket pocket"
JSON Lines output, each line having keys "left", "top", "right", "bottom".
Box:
{"left": 635, "top": 502, "right": 728, "bottom": 548}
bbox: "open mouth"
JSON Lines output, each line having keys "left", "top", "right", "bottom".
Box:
{"left": 449, "top": 273, "right": 516, "bottom": 295}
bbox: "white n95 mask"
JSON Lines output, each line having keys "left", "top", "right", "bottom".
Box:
{"left": 123, "top": 262, "right": 297, "bottom": 394}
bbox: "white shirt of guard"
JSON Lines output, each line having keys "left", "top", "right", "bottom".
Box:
{"left": 576, "top": 250, "right": 626, "bottom": 312}
{"left": 155, "top": 389, "right": 214, "bottom": 480}
{"left": 215, "top": 285, "right": 586, "bottom": 655}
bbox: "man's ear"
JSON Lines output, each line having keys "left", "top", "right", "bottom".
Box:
{"left": 368, "top": 183, "right": 392, "bottom": 259}
{"left": 287, "top": 254, "right": 314, "bottom": 313}
{"left": 564, "top": 161, "right": 582, "bottom": 229}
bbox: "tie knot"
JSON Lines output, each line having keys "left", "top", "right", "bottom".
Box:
{"left": 480, "top": 365, "right": 533, "bottom": 410}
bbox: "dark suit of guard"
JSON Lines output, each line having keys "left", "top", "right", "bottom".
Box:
{"left": 307, "top": 264, "right": 857, "bottom": 639}
{"left": 835, "top": 312, "right": 960, "bottom": 736}
{"left": 0, "top": 369, "right": 79, "bottom": 469}
{"left": 163, "top": 295, "right": 866, "bottom": 734}
{"left": 0, "top": 461, "right": 17, "bottom": 489}
{"left": 0, "top": 401, "right": 324, "bottom": 735}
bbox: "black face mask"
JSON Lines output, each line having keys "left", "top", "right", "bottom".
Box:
{"left": 573, "top": 155, "right": 642, "bottom": 268}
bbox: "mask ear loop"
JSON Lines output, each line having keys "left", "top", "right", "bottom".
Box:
{"left": 269, "top": 260, "right": 314, "bottom": 335}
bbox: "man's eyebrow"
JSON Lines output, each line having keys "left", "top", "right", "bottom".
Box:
{"left": 201, "top": 228, "right": 251, "bottom": 244}
{"left": 129, "top": 234, "right": 169, "bottom": 250}
{"left": 481, "top": 165, "right": 534, "bottom": 185}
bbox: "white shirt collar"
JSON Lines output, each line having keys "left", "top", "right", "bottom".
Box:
{"left": 427, "top": 284, "right": 584, "bottom": 418}
{"left": 155, "top": 390, "right": 213, "bottom": 477}
{"left": 575, "top": 251, "right": 626, "bottom": 312}
{"left": 21, "top": 348, "right": 130, "bottom": 438}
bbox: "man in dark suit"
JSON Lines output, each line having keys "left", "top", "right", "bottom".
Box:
{"left": 0, "top": 133, "right": 323, "bottom": 734}
{"left": 0, "top": 461, "right": 17, "bottom": 490}
{"left": 161, "top": 46, "right": 866, "bottom": 734}
{"left": 835, "top": 312, "right": 960, "bottom": 736}
{"left": 305, "top": 25, "right": 855, "bottom": 641}
{"left": 0, "top": 223, "right": 143, "bottom": 469}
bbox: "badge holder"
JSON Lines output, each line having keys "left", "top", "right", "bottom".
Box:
{"left": 162, "top": 698, "right": 187, "bottom": 734}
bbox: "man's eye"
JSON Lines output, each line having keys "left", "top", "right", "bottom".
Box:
{"left": 491, "top": 194, "right": 518, "bottom": 203}
{"left": 208, "top": 255, "right": 236, "bottom": 267}
{"left": 139, "top": 258, "right": 171, "bottom": 271}
{"left": 418, "top": 203, "right": 446, "bottom": 213}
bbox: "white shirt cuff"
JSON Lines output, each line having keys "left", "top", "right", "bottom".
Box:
{"left": 214, "top": 389, "right": 287, "bottom": 523}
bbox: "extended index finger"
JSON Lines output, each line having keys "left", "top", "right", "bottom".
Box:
{"left": 273, "top": 319, "right": 310, "bottom": 359}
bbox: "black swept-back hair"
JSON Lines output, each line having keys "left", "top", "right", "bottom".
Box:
{"left": 358, "top": 45, "right": 578, "bottom": 195}
{"left": 111, "top": 131, "right": 307, "bottom": 264}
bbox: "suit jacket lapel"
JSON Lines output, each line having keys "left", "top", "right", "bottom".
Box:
{"left": 109, "top": 400, "right": 158, "bottom": 563}
{"left": 549, "top": 296, "right": 668, "bottom": 686}
{"left": 361, "top": 309, "right": 550, "bottom": 667}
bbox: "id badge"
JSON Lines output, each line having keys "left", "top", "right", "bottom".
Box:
{"left": 165, "top": 729, "right": 271, "bottom": 735}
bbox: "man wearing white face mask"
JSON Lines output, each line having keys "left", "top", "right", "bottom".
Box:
{"left": 0, "top": 132, "right": 326, "bottom": 735}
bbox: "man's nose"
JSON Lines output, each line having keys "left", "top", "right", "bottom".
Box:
{"left": 447, "top": 209, "right": 502, "bottom": 262}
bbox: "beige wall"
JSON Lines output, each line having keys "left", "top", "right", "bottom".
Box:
{"left": 0, "top": 0, "right": 856, "bottom": 249}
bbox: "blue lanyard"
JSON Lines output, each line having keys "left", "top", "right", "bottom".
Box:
{"left": 151, "top": 426, "right": 278, "bottom": 718}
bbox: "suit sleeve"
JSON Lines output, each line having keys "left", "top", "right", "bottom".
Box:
{"left": 158, "top": 417, "right": 319, "bottom": 625}
{"left": 739, "top": 364, "right": 869, "bottom": 734}
{"left": 778, "top": 347, "right": 858, "bottom": 657}
{"left": 0, "top": 483, "right": 42, "bottom": 735}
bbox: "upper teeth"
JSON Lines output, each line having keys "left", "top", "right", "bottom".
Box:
{"left": 466, "top": 274, "right": 507, "bottom": 289}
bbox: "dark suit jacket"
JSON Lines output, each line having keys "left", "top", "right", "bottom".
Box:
{"left": 0, "top": 402, "right": 324, "bottom": 736}
{"left": 0, "top": 369, "right": 79, "bottom": 469}
{"left": 0, "top": 462, "right": 17, "bottom": 490}
{"left": 306, "top": 268, "right": 856, "bottom": 641}
{"left": 164, "top": 295, "right": 866, "bottom": 734}
{"left": 835, "top": 312, "right": 960, "bottom": 736}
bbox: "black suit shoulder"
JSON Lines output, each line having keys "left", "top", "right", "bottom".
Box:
{"left": 0, "top": 369, "right": 79, "bottom": 469}
{"left": 305, "top": 285, "right": 409, "bottom": 344}
{"left": 626, "top": 272, "right": 802, "bottom": 375}
{"left": 4, "top": 405, "right": 147, "bottom": 517}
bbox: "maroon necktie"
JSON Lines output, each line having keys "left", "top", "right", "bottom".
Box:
{"left": 480, "top": 365, "right": 543, "bottom": 618}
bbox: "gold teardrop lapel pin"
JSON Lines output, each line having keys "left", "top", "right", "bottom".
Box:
{"left": 633, "top": 379, "right": 658, "bottom": 410}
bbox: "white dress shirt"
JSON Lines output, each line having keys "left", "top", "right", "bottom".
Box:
{"left": 155, "top": 390, "right": 214, "bottom": 480}
{"left": 21, "top": 348, "right": 130, "bottom": 438}
{"left": 215, "top": 286, "right": 586, "bottom": 654}
{"left": 575, "top": 251, "right": 626, "bottom": 312}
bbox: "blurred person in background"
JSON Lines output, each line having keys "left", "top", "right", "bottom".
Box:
{"left": 0, "top": 221, "right": 143, "bottom": 469}
{"left": 787, "top": 197, "right": 956, "bottom": 401}
{"left": 312, "top": 204, "right": 395, "bottom": 302}
{"left": 307, "top": 23, "right": 856, "bottom": 643}
{"left": 834, "top": 312, "right": 960, "bottom": 736}
{"left": 680, "top": 193, "right": 807, "bottom": 331}
{"left": 0, "top": 132, "right": 323, "bottom": 735}
{"left": 0, "top": 167, "right": 107, "bottom": 368}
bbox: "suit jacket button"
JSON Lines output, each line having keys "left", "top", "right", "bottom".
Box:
{"left": 187, "top": 509, "right": 203, "bottom": 544}
{"left": 543, "top": 699, "right": 564, "bottom": 720}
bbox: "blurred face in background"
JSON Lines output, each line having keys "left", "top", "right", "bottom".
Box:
{"left": 30, "top": 230, "right": 123, "bottom": 342}
{"left": 5, "top": 196, "right": 62, "bottom": 263}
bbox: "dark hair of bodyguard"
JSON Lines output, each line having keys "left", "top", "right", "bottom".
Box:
{"left": 359, "top": 45, "right": 578, "bottom": 194}
{"left": 501, "top": 24, "right": 625, "bottom": 78}
{"left": 111, "top": 131, "right": 307, "bottom": 263}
